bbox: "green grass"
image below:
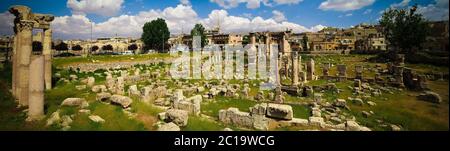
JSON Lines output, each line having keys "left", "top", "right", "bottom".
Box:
{"left": 201, "top": 96, "right": 258, "bottom": 118}
{"left": 53, "top": 53, "right": 172, "bottom": 67}
{"left": 183, "top": 116, "right": 226, "bottom": 131}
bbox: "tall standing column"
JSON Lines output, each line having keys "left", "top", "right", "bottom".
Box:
{"left": 43, "top": 29, "right": 52, "bottom": 90}
{"left": 12, "top": 35, "right": 18, "bottom": 98}
{"left": 27, "top": 55, "right": 45, "bottom": 121}
{"left": 291, "top": 52, "right": 299, "bottom": 86}
{"left": 17, "top": 20, "right": 34, "bottom": 106}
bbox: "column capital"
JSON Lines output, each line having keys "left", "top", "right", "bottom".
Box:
{"left": 16, "top": 20, "right": 34, "bottom": 32}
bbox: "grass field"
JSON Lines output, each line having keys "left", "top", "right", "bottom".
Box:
{"left": 0, "top": 54, "right": 448, "bottom": 131}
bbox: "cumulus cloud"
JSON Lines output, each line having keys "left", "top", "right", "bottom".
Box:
{"left": 52, "top": 4, "right": 198, "bottom": 39}
{"left": 180, "top": 0, "right": 190, "bottom": 5}
{"left": 49, "top": 4, "right": 322, "bottom": 39}
{"left": 67, "top": 0, "right": 125, "bottom": 16}
{"left": 272, "top": 10, "right": 286, "bottom": 22}
{"left": 363, "top": 9, "right": 372, "bottom": 14}
{"left": 209, "top": 0, "right": 303, "bottom": 9}
{"left": 309, "top": 24, "right": 326, "bottom": 32}
{"left": 273, "top": 0, "right": 303, "bottom": 5}
{"left": 319, "top": 0, "right": 375, "bottom": 11}
{"left": 382, "top": 0, "right": 448, "bottom": 21}
{"left": 390, "top": 0, "right": 410, "bottom": 8}
{"left": 417, "top": 0, "right": 449, "bottom": 21}
{"left": 0, "top": 11, "right": 14, "bottom": 36}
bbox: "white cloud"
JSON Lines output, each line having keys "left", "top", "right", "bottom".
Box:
{"left": 0, "top": 11, "right": 14, "bottom": 36}
{"left": 319, "top": 0, "right": 375, "bottom": 11}
{"left": 363, "top": 9, "right": 372, "bottom": 14}
{"left": 345, "top": 13, "right": 353, "bottom": 16}
{"left": 390, "top": 0, "right": 410, "bottom": 8}
{"left": 48, "top": 5, "right": 321, "bottom": 39}
{"left": 417, "top": 0, "right": 449, "bottom": 21}
{"left": 67, "top": 0, "right": 124, "bottom": 17}
{"left": 273, "top": 0, "right": 303, "bottom": 5}
{"left": 310, "top": 24, "right": 326, "bottom": 32}
{"left": 209, "top": 0, "right": 303, "bottom": 9}
{"left": 180, "top": 0, "right": 190, "bottom": 5}
{"left": 52, "top": 4, "right": 198, "bottom": 39}
{"left": 272, "top": 10, "right": 286, "bottom": 22}
{"left": 381, "top": 0, "right": 448, "bottom": 21}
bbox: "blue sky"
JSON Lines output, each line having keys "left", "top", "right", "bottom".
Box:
{"left": 0, "top": 0, "right": 448, "bottom": 39}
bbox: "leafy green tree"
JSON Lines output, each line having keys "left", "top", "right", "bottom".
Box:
{"left": 91, "top": 46, "right": 99, "bottom": 52}
{"left": 72, "top": 45, "right": 83, "bottom": 51}
{"left": 128, "top": 44, "right": 138, "bottom": 51}
{"left": 141, "top": 18, "right": 170, "bottom": 53}
{"left": 190, "top": 23, "right": 207, "bottom": 47}
{"left": 242, "top": 35, "right": 250, "bottom": 45}
{"left": 32, "top": 41, "right": 42, "bottom": 52}
{"left": 379, "top": 5, "right": 428, "bottom": 54}
{"left": 54, "top": 41, "right": 68, "bottom": 53}
{"left": 102, "top": 44, "right": 113, "bottom": 51}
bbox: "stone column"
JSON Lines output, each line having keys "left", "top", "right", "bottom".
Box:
{"left": 27, "top": 55, "right": 45, "bottom": 121}
{"left": 276, "top": 52, "right": 282, "bottom": 86}
{"left": 355, "top": 65, "right": 363, "bottom": 80}
{"left": 17, "top": 20, "right": 34, "bottom": 106}
{"left": 291, "top": 52, "right": 299, "bottom": 86}
{"left": 250, "top": 33, "right": 256, "bottom": 45}
{"left": 12, "top": 34, "right": 18, "bottom": 98}
{"left": 337, "top": 64, "right": 347, "bottom": 82}
{"left": 307, "top": 59, "right": 315, "bottom": 80}
{"left": 43, "top": 29, "right": 52, "bottom": 90}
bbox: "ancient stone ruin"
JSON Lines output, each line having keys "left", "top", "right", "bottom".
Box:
{"left": 9, "top": 5, "right": 54, "bottom": 121}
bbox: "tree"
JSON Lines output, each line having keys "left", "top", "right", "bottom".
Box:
{"left": 190, "top": 23, "right": 207, "bottom": 47}
{"left": 141, "top": 18, "right": 170, "bottom": 53}
{"left": 91, "top": 46, "right": 99, "bottom": 52}
{"left": 379, "top": 5, "right": 428, "bottom": 54}
{"left": 102, "top": 44, "right": 113, "bottom": 51}
{"left": 128, "top": 44, "right": 138, "bottom": 51}
{"left": 32, "top": 41, "right": 42, "bottom": 52}
{"left": 54, "top": 41, "right": 68, "bottom": 52}
{"left": 302, "top": 34, "right": 308, "bottom": 51}
{"left": 72, "top": 45, "right": 83, "bottom": 51}
{"left": 242, "top": 35, "right": 250, "bottom": 45}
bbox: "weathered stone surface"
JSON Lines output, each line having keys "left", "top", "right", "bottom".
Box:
{"left": 157, "top": 122, "right": 180, "bottom": 131}
{"left": 250, "top": 103, "right": 267, "bottom": 116}
{"left": 252, "top": 115, "right": 269, "bottom": 130}
{"left": 89, "top": 115, "right": 105, "bottom": 123}
{"left": 390, "top": 124, "right": 402, "bottom": 131}
{"left": 417, "top": 91, "right": 442, "bottom": 104}
{"left": 96, "top": 92, "right": 111, "bottom": 102}
{"left": 158, "top": 112, "right": 166, "bottom": 121}
{"left": 266, "top": 103, "right": 293, "bottom": 120}
{"left": 165, "top": 109, "right": 189, "bottom": 127}
{"left": 110, "top": 95, "right": 133, "bottom": 108}
{"left": 367, "top": 101, "right": 377, "bottom": 106}
{"left": 333, "top": 99, "right": 347, "bottom": 108}
{"left": 91, "top": 85, "right": 107, "bottom": 93}
{"left": 289, "top": 118, "right": 309, "bottom": 127}
{"left": 61, "top": 98, "right": 86, "bottom": 107}
{"left": 219, "top": 108, "right": 253, "bottom": 128}
{"left": 87, "top": 77, "right": 95, "bottom": 87}
{"left": 309, "top": 116, "right": 324, "bottom": 127}
{"left": 46, "top": 110, "right": 61, "bottom": 126}
{"left": 128, "top": 85, "right": 140, "bottom": 97}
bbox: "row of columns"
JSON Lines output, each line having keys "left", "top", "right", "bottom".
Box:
{"left": 10, "top": 5, "right": 54, "bottom": 121}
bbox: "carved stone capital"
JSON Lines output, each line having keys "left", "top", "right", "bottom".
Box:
{"left": 16, "top": 20, "right": 34, "bottom": 32}
{"left": 9, "top": 5, "right": 31, "bottom": 20}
